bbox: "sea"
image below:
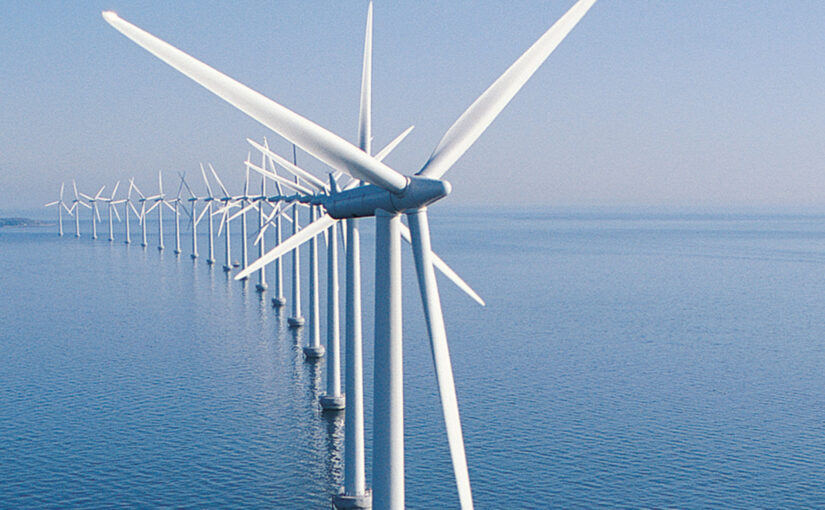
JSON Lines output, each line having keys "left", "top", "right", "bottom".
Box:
{"left": 1, "top": 207, "right": 824, "bottom": 509}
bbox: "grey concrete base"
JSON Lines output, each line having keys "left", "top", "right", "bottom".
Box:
{"left": 272, "top": 296, "right": 286, "bottom": 307}
{"left": 303, "top": 345, "right": 325, "bottom": 359}
{"left": 255, "top": 283, "right": 267, "bottom": 292}
{"left": 287, "top": 316, "right": 305, "bottom": 328}
{"left": 191, "top": 253, "right": 198, "bottom": 259}
{"left": 333, "top": 490, "right": 372, "bottom": 509}
{"left": 124, "top": 240, "right": 130, "bottom": 245}
{"left": 174, "top": 249, "right": 181, "bottom": 255}
{"left": 206, "top": 258, "right": 215, "bottom": 265}
{"left": 222, "top": 265, "right": 232, "bottom": 272}
{"left": 141, "top": 242, "right": 147, "bottom": 247}
{"left": 320, "top": 394, "right": 345, "bottom": 411}
{"left": 158, "top": 246, "right": 164, "bottom": 251}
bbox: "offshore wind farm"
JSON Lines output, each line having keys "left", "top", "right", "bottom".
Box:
{"left": 3, "top": 1, "right": 825, "bottom": 509}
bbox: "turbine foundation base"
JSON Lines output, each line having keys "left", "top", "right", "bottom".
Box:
{"left": 272, "top": 296, "right": 286, "bottom": 308}
{"left": 255, "top": 283, "right": 268, "bottom": 292}
{"left": 174, "top": 249, "right": 181, "bottom": 255}
{"left": 303, "top": 345, "right": 325, "bottom": 359}
{"left": 333, "top": 490, "right": 372, "bottom": 509}
{"left": 191, "top": 253, "right": 198, "bottom": 259}
{"left": 206, "top": 258, "right": 215, "bottom": 265}
{"left": 320, "top": 394, "right": 345, "bottom": 410}
{"left": 287, "top": 316, "right": 305, "bottom": 328}
{"left": 222, "top": 265, "right": 232, "bottom": 272}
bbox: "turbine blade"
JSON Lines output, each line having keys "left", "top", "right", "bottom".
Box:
{"left": 45, "top": 201, "right": 59, "bottom": 207}
{"left": 406, "top": 209, "right": 473, "bottom": 509}
{"left": 60, "top": 182, "right": 65, "bottom": 200}
{"left": 200, "top": 163, "right": 214, "bottom": 197}
{"left": 244, "top": 157, "right": 313, "bottom": 195}
{"left": 208, "top": 163, "right": 230, "bottom": 197}
{"left": 95, "top": 185, "right": 106, "bottom": 200}
{"left": 229, "top": 200, "right": 257, "bottom": 222}
{"left": 103, "top": 11, "right": 407, "bottom": 194}
{"left": 79, "top": 192, "right": 93, "bottom": 201}
{"left": 112, "top": 204, "right": 122, "bottom": 222}
{"left": 72, "top": 180, "right": 79, "bottom": 199}
{"left": 111, "top": 180, "right": 120, "bottom": 200}
{"left": 358, "top": 1, "right": 373, "bottom": 153}
{"left": 374, "top": 125, "right": 414, "bottom": 162}
{"left": 195, "top": 201, "right": 211, "bottom": 225}
{"left": 237, "top": 213, "right": 335, "bottom": 280}
{"left": 418, "top": 0, "right": 596, "bottom": 180}
{"left": 248, "top": 139, "right": 326, "bottom": 191}
{"left": 399, "top": 223, "right": 485, "bottom": 306}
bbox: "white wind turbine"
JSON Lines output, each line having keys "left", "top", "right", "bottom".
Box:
{"left": 143, "top": 171, "right": 175, "bottom": 251}
{"left": 200, "top": 164, "right": 217, "bottom": 265}
{"left": 79, "top": 185, "right": 106, "bottom": 240}
{"left": 171, "top": 173, "right": 188, "bottom": 255}
{"left": 208, "top": 163, "right": 238, "bottom": 272}
{"left": 70, "top": 180, "right": 91, "bottom": 238}
{"left": 179, "top": 172, "right": 203, "bottom": 259}
{"left": 44, "top": 182, "right": 73, "bottom": 236}
{"left": 131, "top": 180, "right": 149, "bottom": 247}
{"left": 104, "top": 2, "right": 596, "bottom": 507}
{"left": 100, "top": 181, "right": 123, "bottom": 241}
{"left": 123, "top": 178, "right": 142, "bottom": 244}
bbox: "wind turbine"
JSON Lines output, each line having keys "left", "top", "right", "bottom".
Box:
{"left": 200, "top": 164, "right": 217, "bottom": 265}
{"left": 123, "top": 178, "right": 142, "bottom": 244}
{"left": 208, "top": 163, "right": 238, "bottom": 272}
{"left": 179, "top": 172, "right": 203, "bottom": 259}
{"left": 104, "top": 1, "right": 596, "bottom": 507}
{"left": 79, "top": 185, "right": 105, "bottom": 240}
{"left": 131, "top": 180, "right": 149, "bottom": 247}
{"left": 171, "top": 173, "right": 189, "bottom": 255}
{"left": 44, "top": 182, "right": 73, "bottom": 236}
{"left": 100, "top": 181, "right": 123, "bottom": 241}
{"left": 143, "top": 171, "right": 175, "bottom": 251}
{"left": 69, "top": 180, "right": 91, "bottom": 238}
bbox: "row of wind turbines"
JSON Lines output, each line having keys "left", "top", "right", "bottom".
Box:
{"left": 49, "top": 1, "right": 597, "bottom": 508}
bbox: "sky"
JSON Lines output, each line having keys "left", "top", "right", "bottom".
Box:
{"left": 2, "top": 1, "right": 825, "bottom": 212}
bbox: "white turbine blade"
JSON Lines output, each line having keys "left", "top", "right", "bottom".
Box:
{"left": 72, "top": 180, "right": 79, "bottom": 199}
{"left": 45, "top": 200, "right": 59, "bottom": 207}
{"left": 374, "top": 125, "right": 414, "bottom": 162}
{"left": 80, "top": 201, "right": 92, "bottom": 210}
{"left": 208, "top": 163, "right": 230, "bottom": 197}
{"left": 94, "top": 204, "right": 102, "bottom": 223}
{"left": 158, "top": 170, "right": 163, "bottom": 195}
{"left": 200, "top": 163, "right": 214, "bottom": 198}
{"left": 244, "top": 158, "right": 313, "bottom": 195}
{"left": 229, "top": 200, "right": 258, "bottom": 222}
{"left": 129, "top": 201, "right": 141, "bottom": 218}
{"left": 163, "top": 200, "right": 176, "bottom": 213}
{"left": 111, "top": 180, "right": 120, "bottom": 200}
{"left": 103, "top": 11, "right": 408, "bottom": 194}
{"left": 252, "top": 203, "right": 283, "bottom": 245}
{"left": 237, "top": 213, "right": 336, "bottom": 281}
{"left": 59, "top": 182, "right": 65, "bottom": 200}
{"left": 112, "top": 204, "right": 122, "bottom": 222}
{"left": 78, "top": 192, "right": 94, "bottom": 201}
{"left": 358, "top": 1, "right": 373, "bottom": 152}
{"left": 145, "top": 200, "right": 160, "bottom": 215}
{"left": 406, "top": 209, "right": 473, "bottom": 509}
{"left": 418, "top": 0, "right": 596, "bottom": 180}
{"left": 94, "top": 185, "right": 106, "bottom": 201}
{"left": 131, "top": 181, "right": 145, "bottom": 199}
{"left": 248, "top": 139, "right": 326, "bottom": 191}
{"left": 244, "top": 161, "right": 250, "bottom": 197}
{"left": 144, "top": 194, "right": 162, "bottom": 201}
{"left": 399, "top": 223, "right": 485, "bottom": 306}
{"left": 195, "top": 200, "right": 211, "bottom": 226}
{"left": 63, "top": 203, "right": 74, "bottom": 214}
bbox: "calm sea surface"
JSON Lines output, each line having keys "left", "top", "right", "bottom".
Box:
{"left": 1, "top": 208, "right": 824, "bottom": 508}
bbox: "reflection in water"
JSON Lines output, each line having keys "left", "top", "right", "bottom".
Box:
{"left": 323, "top": 403, "right": 345, "bottom": 494}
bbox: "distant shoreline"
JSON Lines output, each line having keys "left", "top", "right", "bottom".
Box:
{"left": 0, "top": 217, "right": 54, "bottom": 228}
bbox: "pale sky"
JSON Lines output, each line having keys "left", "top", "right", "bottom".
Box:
{"left": 3, "top": 1, "right": 825, "bottom": 211}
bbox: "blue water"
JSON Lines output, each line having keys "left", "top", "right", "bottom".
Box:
{"left": 1, "top": 209, "right": 824, "bottom": 508}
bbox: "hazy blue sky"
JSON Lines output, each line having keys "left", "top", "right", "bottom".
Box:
{"left": 3, "top": 1, "right": 825, "bottom": 210}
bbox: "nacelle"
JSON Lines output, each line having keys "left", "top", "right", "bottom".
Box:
{"left": 324, "top": 176, "right": 451, "bottom": 219}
